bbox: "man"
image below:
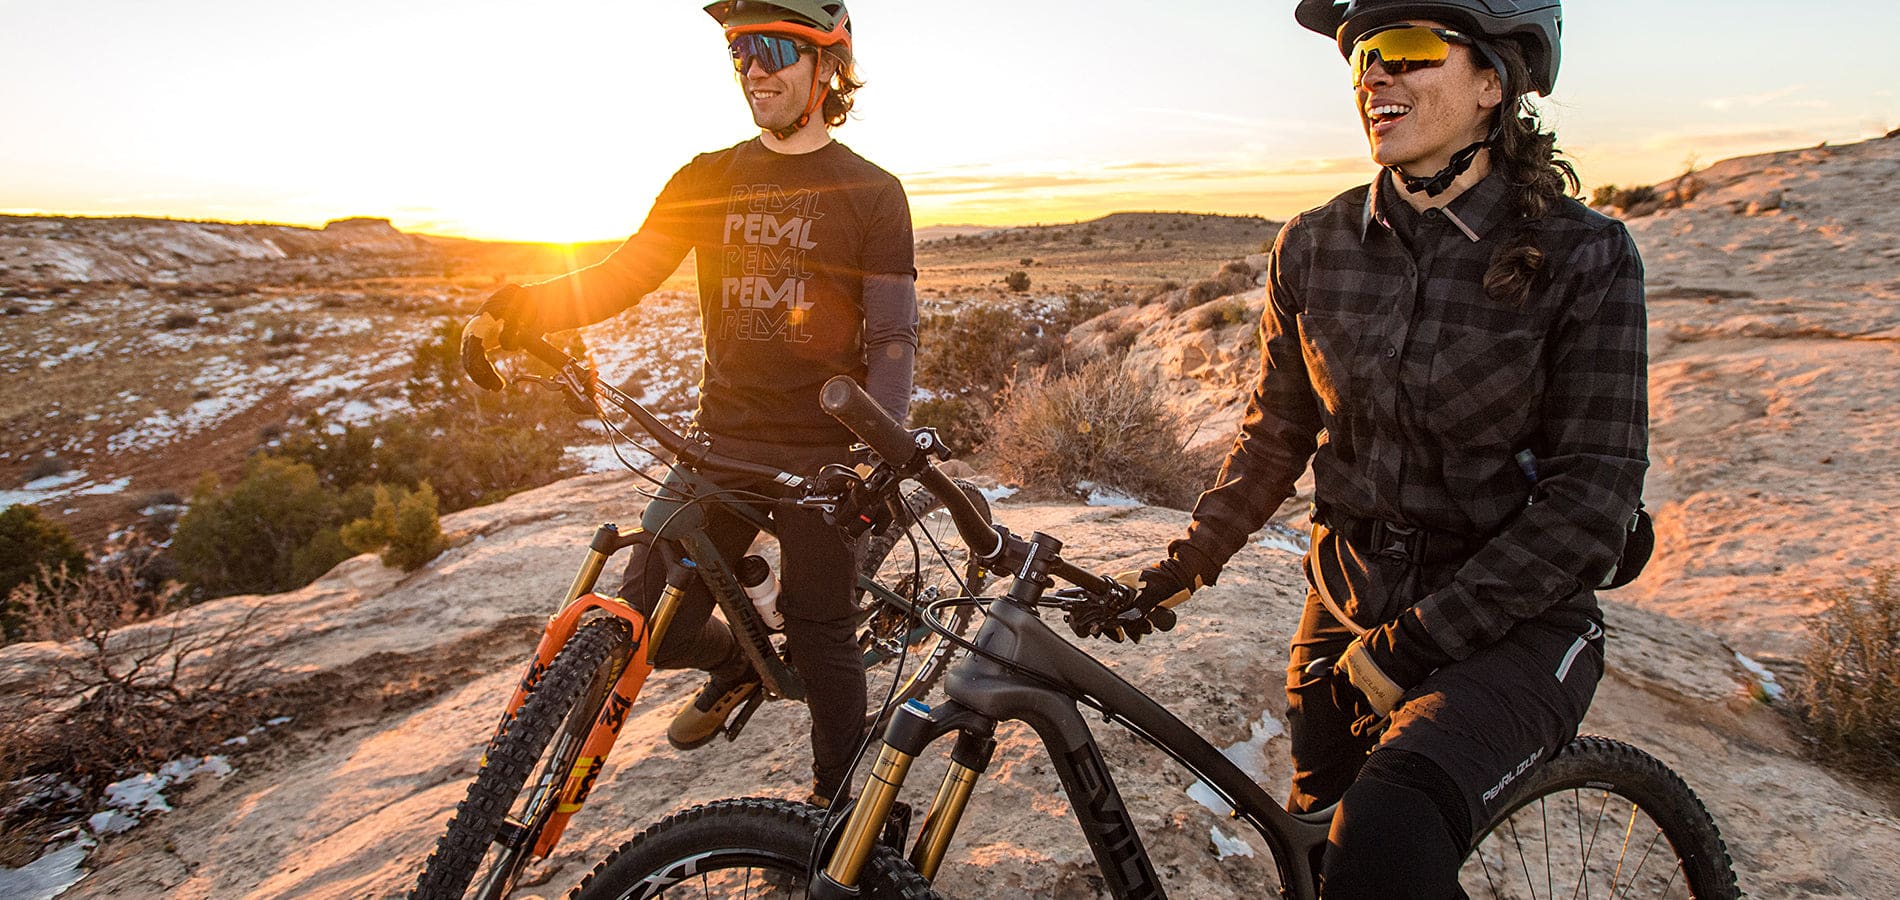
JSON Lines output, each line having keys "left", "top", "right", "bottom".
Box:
{"left": 478, "top": 0, "right": 917, "bottom": 805}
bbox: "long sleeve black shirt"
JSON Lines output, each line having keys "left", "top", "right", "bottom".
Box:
{"left": 1177, "top": 171, "right": 1648, "bottom": 661}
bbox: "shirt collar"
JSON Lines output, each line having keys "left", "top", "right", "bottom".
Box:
{"left": 1361, "top": 167, "right": 1516, "bottom": 244}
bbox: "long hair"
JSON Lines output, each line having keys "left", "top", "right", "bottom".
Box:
{"left": 819, "top": 47, "right": 862, "bottom": 126}
{"left": 1482, "top": 40, "right": 1580, "bottom": 307}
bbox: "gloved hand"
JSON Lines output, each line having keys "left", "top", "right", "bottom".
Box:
{"left": 1068, "top": 557, "right": 1204, "bottom": 644}
{"left": 475, "top": 283, "right": 542, "bottom": 351}
{"left": 1332, "top": 617, "right": 1449, "bottom": 720}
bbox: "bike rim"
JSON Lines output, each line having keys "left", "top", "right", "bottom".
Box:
{"left": 1462, "top": 784, "right": 1697, "bottom": 899}
{"left": 616, "top": 847, "right": 809, "bottom": 899}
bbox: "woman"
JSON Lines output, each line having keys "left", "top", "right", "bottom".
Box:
{"left": 1079, "top": 1, "right": 1647, "bottom": 895}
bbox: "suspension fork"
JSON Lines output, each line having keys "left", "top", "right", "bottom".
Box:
{"left": 814, "top": 700, "right": 997, "bottom": 897}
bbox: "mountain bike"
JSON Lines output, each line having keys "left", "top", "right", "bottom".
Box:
{"left": 407, "top": 319, "right": 991, "bottom": 900}
{"left": 564, "top": 376, "right": 1740, "bottom": 899}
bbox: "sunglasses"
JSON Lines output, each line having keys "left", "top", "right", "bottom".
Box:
{"left": 1350, "top": 24, "right": 1474, "bottom": 85}
{"left": 729, "top": 33, "right": 812, "bottom": 75}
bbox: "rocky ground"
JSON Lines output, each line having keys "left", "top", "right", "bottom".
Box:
{"left": 4, "top": 135, "right": 1900, "bottom": 897}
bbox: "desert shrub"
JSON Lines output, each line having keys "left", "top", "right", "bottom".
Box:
{"left": 988, "top": 357, "right": 1204, "bottom": 509}
{"left": 25, "top": 455, "right": 69, "bottom": 481}
{"left": 1795, "top": 568, "right": 1900, "bottom": 777}
{"left": 918, "top": 305, "right": 1034, "bottom": 402}
{"left": 340, "top": 482, "right": 445, "bottom": 571}
{"left": 161, "top": 312, "right": 197, "bottom": 329}
{"left": 0, "top": 543, "right": 270, "bottom": 835}
{"left": 1004, "top": 270, "right": 1031, "bottom": 293}
{"left": 1, "top": 505, "right": 88, "bottom": 643}
{"left": 1167, "top": 279, "right": 1226, "bottom": 314}
{"left": 1590, "top": 184, "right": 1619, "bottom": 208}
{"left": 1019, "top": 257, "right": 1034, "bottom": 267}
{"left": 1189, "top": 296, "right": 1251, "bottom": 332}
{"left": 172, "top": 457, "right": 351, "bottom": 598}
{"left": 276, "top": 318, "right": 581, "bottom": 512}
{"left": 1610, "top": 185, "right": 1657, "bottom": 211}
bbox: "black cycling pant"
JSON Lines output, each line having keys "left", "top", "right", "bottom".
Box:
{"left": 616, "top": 443, "right": 863, "bottom": 796}
{"left": 1286, "top": 527, "right": 1605, "bottom": 897}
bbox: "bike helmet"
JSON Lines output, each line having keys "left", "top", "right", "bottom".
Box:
{"left": 1294, "top": 0, "right": 1561, "bottom": 95}
{"left": 705, "top": 0, "right": 851, "bottom": 50}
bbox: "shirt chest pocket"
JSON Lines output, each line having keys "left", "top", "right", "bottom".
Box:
{"left": 1424, "top": 323, "right": 1546, "bottom": 448}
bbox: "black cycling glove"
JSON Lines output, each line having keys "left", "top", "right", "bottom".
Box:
{"left": 475, "top": 283, "right": 543, "bottom": 351}
{"left": 1069, "top": 556, "right": 1203, "bottom": 644}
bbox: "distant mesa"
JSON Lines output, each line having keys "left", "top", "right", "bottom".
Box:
{"left": 322, "top": 217, "right": 400, "bottom": 233}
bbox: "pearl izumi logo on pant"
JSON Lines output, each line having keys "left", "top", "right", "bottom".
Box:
{"left": 720, "top": 184, "right": 821, "bottom": 344}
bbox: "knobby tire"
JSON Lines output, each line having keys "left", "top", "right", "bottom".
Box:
{"left": 567, "top": 797, "right": 937, "bottom": 899}
{"left": 412, "top": 616, "right": 635, "bottom": 900}
{"left": 1459, "top": 734, "right": 1739, "bottom": 900}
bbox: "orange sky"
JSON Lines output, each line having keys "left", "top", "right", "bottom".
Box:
{"left": 1, "top": 1, "right": 1892, "bottom": 243}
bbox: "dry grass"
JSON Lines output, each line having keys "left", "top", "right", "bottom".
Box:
{"left": 1795, "top": 567, "right": 1900, "bottom": 779}
{"left": 987, "top": 357, "right": 1212, "bottom": 509}
{"left": 1, "top": 537, "right": 274, "bottom": 853}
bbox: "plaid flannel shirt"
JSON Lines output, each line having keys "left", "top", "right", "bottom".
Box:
{"left": 1175, "top": 171, "right": 1648, "bottom": 661}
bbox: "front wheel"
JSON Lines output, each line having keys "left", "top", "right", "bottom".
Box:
{"left": 412, "top": 616, "right": 634, "bottom": 900}
{"left": 567, "top": 797, "right": 937, "bottom": 899}
{"left": 1459, "top": 735, "right": 1739, "bottom": 899}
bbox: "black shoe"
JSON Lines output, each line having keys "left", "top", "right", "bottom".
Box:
{"left": 667, "top": 670, "right": 761, "bottom": 751}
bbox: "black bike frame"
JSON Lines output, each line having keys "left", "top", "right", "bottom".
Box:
{"left": 890, "top": 596, "right": 1333, "bottom": 900}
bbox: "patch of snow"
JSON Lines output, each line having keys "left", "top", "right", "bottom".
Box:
{"left": 1256, "top": 523, "right": 1309, "bottom": 556}
{"left": 567, "top": 443, "right": 654, "bottom": 475}
{"left": 1187, "top": 710, "right": 1284, "bottom": 818}
{"left": 77, "top": 476, "right": 132, "bottom": 496}
{"left": 1210, "top": 825, "right": 1256, "bottom": 859}
{"left": 0, "top": 834, "right": 94, "bottom": 900}
{"left": 1078, "top": 481, "right": 1141, "bottom": 507}
{"left": 0, "top": 471, "right": 89, "bottom": 508}
{"left": 977, "top": 484, "right": 1018, "bottom": 504}
{"left": 1734, "top": 651, "right": 1786, "bottom": 701}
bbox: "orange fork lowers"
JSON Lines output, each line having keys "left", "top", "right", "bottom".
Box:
{"left": 478, "top": 525, "right": 692, "bottom": 859}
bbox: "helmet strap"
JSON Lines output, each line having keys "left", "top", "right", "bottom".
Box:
{"left": 1393, "top": 139, "right": 1487, "bottom": 198}
{"left": 768, "top": 56, "right": 829, "bottom": 141}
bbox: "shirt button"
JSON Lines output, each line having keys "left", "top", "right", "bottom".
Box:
{"left": 1385, "top": 346, "right": 1397, "bottom": 358}
{"left": 1423, "top": 208, "right": 1441, "bottom": 218}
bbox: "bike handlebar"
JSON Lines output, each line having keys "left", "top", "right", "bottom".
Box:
{"left": 459, "top": 311, "right": 806, "bottom": 487}
{"left": 821, "top": 376, "right": 1125, "bottom": 601}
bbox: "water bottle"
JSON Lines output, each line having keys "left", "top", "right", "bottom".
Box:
{"left": 737, "top": 554, "right": 783, "bottom": 631}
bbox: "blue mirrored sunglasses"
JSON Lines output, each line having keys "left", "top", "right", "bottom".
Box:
{"left": 730, "top": 33, "right": 811, "bottom": 75}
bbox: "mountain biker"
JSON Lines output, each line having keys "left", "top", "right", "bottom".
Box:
{"left": 474, "top": 0, "right": 916, "bottom": 806}
{"left": 1079, "top": 1, "right": 1646, "bottom": 896}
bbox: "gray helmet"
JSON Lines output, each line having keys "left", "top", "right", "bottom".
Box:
{"left": 705, "top": 0, "right": 851, "bottom": 49}
{"left": 1294, "top": 0, "right": 1561, "bottom": 95}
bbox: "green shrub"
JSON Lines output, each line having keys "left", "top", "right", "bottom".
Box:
{"left": 277, "top": 317, "right": 581, "bottom": 512}
{"left": 172, "top": 457, "right": 349, "bottom": 598}
{"left": 1004, "top": 270, "right": 1031, "bottom": 293}
{"left": 1796, "top": 568, "right": 1900, "bottom": 777}
{"left": 988, "top": 357, "right": 1204, "bottom": 509}
{"left": 1, "top": 505, "right": 87, "bottom": 643}
{"left": 341, "top": 483, "right": 445, "bottom": 572}
{"left": 1590, "top": 184, "right": 1619, "bottom": 208}
{"left": 1189, "top": 296, "right": 1251, "bottom": 332}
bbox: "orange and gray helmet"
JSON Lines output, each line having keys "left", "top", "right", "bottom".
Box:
{"left": 1294, "top": 0, "right": 1562, "bottom": 95}
{"left": 705, "top": 0, "right": 851, "bottom": 51}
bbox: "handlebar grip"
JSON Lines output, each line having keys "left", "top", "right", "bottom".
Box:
{"left": 820, "top": 376, "right": 922, "bottom": 470}
{"left": 821, "top": 375, "right": 1002, "bottom": 561}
